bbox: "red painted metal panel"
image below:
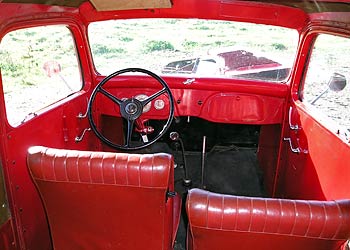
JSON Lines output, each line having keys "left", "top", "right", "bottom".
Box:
{"left": 257, "top": 124, "right": 282, "bottom": 196}
{"left": 93, "top": 76, "right": 288, "bottom": 124}
{"left": 202, "top": 93, "right": 283, "bottom": 124}
{"left": 277, "top": 101, "right": 350, "bottom": 200}
{"left": 0, "top": 219, "right": 16, "bottom": 250}
{"left": 94, "top": 75, "right": 289, "bottom": 98}
{"left": 96, "top": 87, "right": 285, "bottom": 124}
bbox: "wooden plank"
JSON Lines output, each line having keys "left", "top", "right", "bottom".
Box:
{"left": 90, "top": 0, "right": 172, "bottom": 11}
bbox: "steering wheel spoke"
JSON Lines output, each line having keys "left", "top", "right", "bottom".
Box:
{"left": 98, "top": 87, "right": 123, "bottom": 105}
{"left": 141, "top": 88, "right": 166, "bottom": 106}
{"left": 125, "top": 119, "right": 134, "bottom": 147}
{"left": 87, "top": 68, "right": 174, "bottom": 151}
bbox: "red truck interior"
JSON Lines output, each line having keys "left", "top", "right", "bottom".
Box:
{"left": 0, "top": 1, "right": 349, "bottom": 250}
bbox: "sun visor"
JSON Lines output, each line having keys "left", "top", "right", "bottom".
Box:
{"left": 89, "top": 0, "right": 172, "bottom": 11}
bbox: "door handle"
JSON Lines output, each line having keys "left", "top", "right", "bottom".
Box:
{"left": 288, "top": 106, "right": 300, "bottom": 130}
{"left": 283, "top": 137, "right": 301, "bottom": 154}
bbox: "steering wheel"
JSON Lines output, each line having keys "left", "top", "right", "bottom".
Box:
{"left": 87, "top": 68, "right": 174, "bottom": 151}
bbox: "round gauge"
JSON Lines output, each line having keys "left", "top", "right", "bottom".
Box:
{"left": 154, "top": 99, "right": 165, "bottom": 110}
{"left": 135, "top": 94, "right": 151, "bottom": 113}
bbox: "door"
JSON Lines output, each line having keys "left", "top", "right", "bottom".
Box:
{"left": 0, "top": 22, "right": 91, "bottom": 249}
{"left": 277, "top": 30, "right": 350, "bottom": 200}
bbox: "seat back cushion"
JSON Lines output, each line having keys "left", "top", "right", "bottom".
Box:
{"left": 187, "top": 188, "right": 350, "bottom": 250}
{"left": 27, "top": 146, "right": 175, "bottom": 250}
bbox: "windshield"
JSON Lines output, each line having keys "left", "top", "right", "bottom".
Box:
{"left": 88, "top": 18, "right": 298, "bottom": 82}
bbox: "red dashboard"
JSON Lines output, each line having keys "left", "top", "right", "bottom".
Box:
{"left": 94, "top": 75, "right": 288, "bottom": 125}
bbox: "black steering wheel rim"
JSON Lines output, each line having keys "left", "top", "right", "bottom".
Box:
{"left": 87, "top": 68, "right": 174, "bottom": 151}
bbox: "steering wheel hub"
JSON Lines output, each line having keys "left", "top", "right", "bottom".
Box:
{"left": 120, "top": 99, "right": 143, "bottom": 120}
{"left": 126, "top": 103, "right": 137, "bottom": 114}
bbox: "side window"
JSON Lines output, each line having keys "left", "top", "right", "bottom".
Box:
{"left": 301, "top": 34, "right": 350, "bottom": 133}
{"left": 0, "top": 25, "right": 82, "bottom": 126}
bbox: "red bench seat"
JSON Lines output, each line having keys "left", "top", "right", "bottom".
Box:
{"left": 187, "top": 188, "right": 350, "bottom": 250}
{"left": 27, "top": 146, "right": 181, "bottom": 250}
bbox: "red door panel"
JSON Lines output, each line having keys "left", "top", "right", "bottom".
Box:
{"left": 277, "top": 101, "right": 350, "bottom": 200}
{"left": 0, "top": 93, "right": 95, "bottom": 250}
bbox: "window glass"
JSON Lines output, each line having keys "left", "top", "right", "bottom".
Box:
{"left": 0, "top": 25, "right": 82, "bottom": 126}
{"left": 88, "top": 19, "right": 298, "bottom": 82}
{"left": 302, "top": 34, "right": 350, "bottom": 133}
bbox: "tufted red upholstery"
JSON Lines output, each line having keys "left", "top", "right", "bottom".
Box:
{"left": 187, "top": 188, "right": 350, "bottom": 250}
{"left": 27, "top": 146, "right": 181, "bottom": 250}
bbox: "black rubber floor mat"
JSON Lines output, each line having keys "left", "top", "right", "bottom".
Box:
{"left": 173, "top": 147, "right": 265, "bottom": 249}
{"left": 175, "top": 148, "right": 264, "bottom": 196}
{"left": 204, "top": 148, "right": 264, "bottom": 197}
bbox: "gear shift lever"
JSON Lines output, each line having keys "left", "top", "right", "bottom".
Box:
{"left": 170, "top": 132, "right": 191, "bottom": 186}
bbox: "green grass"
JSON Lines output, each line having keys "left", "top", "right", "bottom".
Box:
{"left": 144, "top": 40, "right": 175, "bottom": 52}
{"left": 88, "top": 19, "right": 299, "bottom": 75}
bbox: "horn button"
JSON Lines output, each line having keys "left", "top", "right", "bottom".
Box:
{"left": 120, "top": 99, "right": 143, "bottom": 120}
